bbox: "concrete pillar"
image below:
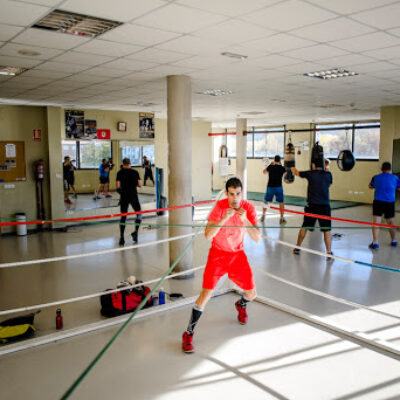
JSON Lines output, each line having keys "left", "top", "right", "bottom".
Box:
{"left": 167, "top": 75, "right": 193, "bottom": 274}
{"left": 380, "top": 106, "right": 400, "bottom": 164}
{"left": 236, "top": 118, "right": 247, "bottom": 199}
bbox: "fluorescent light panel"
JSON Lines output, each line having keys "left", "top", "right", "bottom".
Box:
{"left": 304, "top": 68, "right": 358, "bottom": 80}
{"left": 221, "top": 52, "right": 248, "bottom": 60}
{"left": 196, "top": 89, "right": 233, "bottom": 96}
{"left": 0, "top": 66, "right": 28, "bottom": 76}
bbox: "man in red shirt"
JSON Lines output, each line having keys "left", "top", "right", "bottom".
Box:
{"left": 182, "top": 177, "right": 261, "bottom": 353}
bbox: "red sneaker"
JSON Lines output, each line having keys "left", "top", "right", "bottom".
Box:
{"left": 235, "top": 301, "right": 248, "bottom": 325}
{"left": 182, "top": 331, "right": 194, "bottom": 353}
{"left": 64, "top": 199, "right": 73, "bottom": 205}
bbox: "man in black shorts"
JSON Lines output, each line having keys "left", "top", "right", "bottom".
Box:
{"left": 291, "top": 159, "right": 333, "bottom": 257}
{"left": 261, "top": 155, "right": 287, "bottom": 224}
{"left": 116, "top": 158, "right": 142, "bottom": 246}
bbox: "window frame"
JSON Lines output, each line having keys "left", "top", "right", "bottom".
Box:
{"left": 314, "top": 121, "right": 380, "bottom": 161}
{"left": 120, "top": 144, "right": 155, "bottom": 167}
{"left": 61, "top": 140, "right": 113, "bottom": 170}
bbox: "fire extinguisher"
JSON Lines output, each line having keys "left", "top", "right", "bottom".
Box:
{"left": 35, "top": 159, "right": 44, "bottom": 181}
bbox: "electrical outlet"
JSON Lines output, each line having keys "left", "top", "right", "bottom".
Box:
{"left": 359, "top": 192, "right": 364, "bottom": 195}
{"left": 348, "top": 190, "right": 353, "bottom": 194}
{"left": 4, "top": 184, "right": 15, "bottom": 189}
{"left": 354, "top": 191, "right": 359, "bottom": 195}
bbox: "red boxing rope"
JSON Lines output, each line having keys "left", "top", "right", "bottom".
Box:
{"left": 269, "top": 206, "right": 400, "bottom": 229}
{"left": 0, "top": 200, "right": 215, "bottom": 227}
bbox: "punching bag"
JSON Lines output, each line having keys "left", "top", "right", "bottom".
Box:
{"left": 311, "top": 141, "right": 324, "bottom": 168}
{"left": 337, "top": 150, "right": 356, "bottom": 171}
{"left": 284, "top": 141, "right": 295, "bottom": 183}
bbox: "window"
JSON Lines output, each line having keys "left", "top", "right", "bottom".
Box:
{"left": 353, "top": 123, "right": 380, "bottom": 160}
{"left": 79, "top": 140, "right": 112, "bottom": 169}
{"left": 61, "top": 140, "right": 112, "bottom": 169}
{"left": 315, "top": 122, "right": 379, "bottom": 160}
{"left": 246, "top": 134, "right": 253, "bottom": 157}
{"left": 226, "top": 134, "right": 236, "bottom": 157}
{"left": 121, "top": 144, "right": 154, "bottom": 166}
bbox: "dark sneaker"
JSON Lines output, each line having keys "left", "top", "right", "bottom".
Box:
{"left": 327, "top": 251, "right": 334, "bottom": 261}
{"left": 391, "top": 240, "right": 397, "bottom": 247}
{"left": 182, "top": 331, "right": 194, "bottom": 353}
{"left": 279, "top": 218, "right": 287, "bottom": 225}
{"left": 131, "top": 231, "right": 138, "bottom": 243}
{"left": 93, "top": 196, "right": 101, "bottom": 200}
{"left": 119, "top": 237, "right": 125, "bottom": 246}
{"left": 105, "top": 194, "right": 112, "bottom": 198}
{"left": 368, "top": 242, "right": 379, "bottom": 249}
{"left": 235, "top": 301, "right": 248, "bottom": 325}
{"left": 293, "top": 248, "right": 300, "bottom": 255}
{"left": 260, "top": 215, "right": 265, "bottom": 223}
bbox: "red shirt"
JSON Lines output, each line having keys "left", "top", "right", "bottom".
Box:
{"left": 207, "top": 199, "right": 258, "bottom": 252}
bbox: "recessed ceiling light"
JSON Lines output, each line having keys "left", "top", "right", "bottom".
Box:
{"left": 221, "top": 52, "right": 248, "bottom": 60}
{"left": 0, "top": 66, "right": 28, "bottom": 76}
{"left": 304, "top": 68, "right": 358, "bottom": 80}
{"left": 196, "top": 89, "right": 233, "bottom": 96}
{"left": 131, "top": 101, "right": 156, "bottom": 107}
{"left": 18, "top": 49, "right": 41, "bottom": 57}
{"left": 33, "top": 9, "right": 122, "bottom": 38}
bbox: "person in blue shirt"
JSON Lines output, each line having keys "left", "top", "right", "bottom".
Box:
{"left": 93, "top": 159, "right": 110, "bottom": 200}
{"left": 291, "top": 159, "right": 333, "bottom": 258}
{"left": 368, "top": 162, "right": 400, "bottom": 249}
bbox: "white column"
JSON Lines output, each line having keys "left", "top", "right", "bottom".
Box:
{"left": 236, "top": 118, "right": 247, "bottom": 199}
{"left": 167, "top": 75, "right": 193, "bottom": 274}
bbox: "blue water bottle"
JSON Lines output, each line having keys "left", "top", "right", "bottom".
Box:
{"left": 158, "top": 287, "right": 165, "bottom": 305}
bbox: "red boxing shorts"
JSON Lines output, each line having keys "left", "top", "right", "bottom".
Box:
{"left": 202, "top": 247, "right": 255, "bottom": 290}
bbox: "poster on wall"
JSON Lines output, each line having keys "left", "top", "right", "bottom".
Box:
{"left": 97, "top": 129, "right": 111, "bottom": 140}
{"left": 84, "top": 119, "right": 97, "bottom": 139}
{"left": 65, "top": 110, "right": 85, "bottom": 139}
{"left": 139, "top": 112, "right": 154, "bottom": 138}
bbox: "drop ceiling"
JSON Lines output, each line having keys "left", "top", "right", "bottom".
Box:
{"left": 0, "top": 0, "right": 400, "bottom": 127}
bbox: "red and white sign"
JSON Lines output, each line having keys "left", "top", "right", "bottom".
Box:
{"left": 97, "top": 129, "right": 111, "bottom": 140}
{"left": 33, "top": 129, "right": 42, "bottom": 142}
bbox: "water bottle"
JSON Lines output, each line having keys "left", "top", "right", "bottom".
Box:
{"left": 56, "top": 308, "right": 63, "bottom": 330}
{"left": 158, "top": 288, "right": 165, "bottom": 305}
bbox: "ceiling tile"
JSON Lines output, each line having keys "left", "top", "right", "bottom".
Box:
{"left": 240, "top": 0, "right": 336, "bottom": 31}
{"left": 22, "top": 69, "right": 72, "bottom": 79}
{"left": 73, "top": 40, "right": 143, "bottom": 57}
{"left": 155, "top": 35, "right": 225, "bottom": 56}
{"left": 283, "top": 44, "right": 348, "bottom": 61}
{"left": 101, "top": 23, "right": 181, "bottom": 47}
{"left": 12, "top": 28, "right": 91, "bottom": 50}
{"left": 351, "top": 61, "right": 400, "bottom": 73}
{"left": 125, "top": 48, "right": 190, "bottom": 64}
{"left": 82, "top": 66, "right": 132, "bottom": 77}
{"left": 331, "top": 32, "right": 400, "bottom": 52}
{"left": 0, "top": 43, "right": 63, "bottom": 60}
{"left": 388, "top": 28, "right": 400, "bottom": 38}
{"left": 244, "top": 33, "right": 316, "bottom": 53}
{"left": 51, "top": 51, "right": 114, "bottom": 66}
{"left": 134, "top": 3, "right": 227, "bottom": 34}
{"left": 62, "top": 74, "right": 109, "bottom": 84}
{"left": 363, "top": 46, "right": 400, "bottom": 61}
{"left": 171, "top": 55, "right": 238, "bottom": 69}
{"left": 35, "top": 61, "right": 91, "bottom": 73}
{"left": 102, "top": 58, "right": 158, "bottom": 71}
{"left": 0, "top": 1, "right": 49, "bottom": 26}
{"left": 290, "top": 17, "right": 375, "bottom": 42}
{"left": 352, "top": 3, "right": 400, "bottom": 30}
{"left": 13, "top": 0, "right": 62, "bottom": 6}
{"left": 176, "top": 0, "right": 282, "bottom": 17}
{"left": 0, "top": 55, "right": 42, "bottom": 68}
{"left": 250, "top": 54, "right": 298, "bottom": 68}
{"left": 193, "top": 19, "right": 275, "bottom": 45}
{"left": 60, "top": 0, "right": 165, "bottom": 23}
{"left": 316, "top": 54, "right": 376, "bottom": 68}
{"left": 306, "top": 0, "right": 395, "bottom": 14}
{"left": 0, "top": 24, "right": 24, "bottom": 41}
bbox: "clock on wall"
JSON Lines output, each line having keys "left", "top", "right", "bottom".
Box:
{"left": 117, "top": 121, "right": 127, "bottom": 132}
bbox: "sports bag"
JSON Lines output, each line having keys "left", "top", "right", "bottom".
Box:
{"left": 100, "top": 284, "right": 153, "bottom": 318}
{"left": 0, "top": 312, "right": 39, "bottom": 344}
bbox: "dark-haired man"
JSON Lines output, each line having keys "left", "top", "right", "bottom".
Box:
{"left": 116, "top": 158, "right": 142, "bottom": 246}
{"left": 368, "top": 161, "right": 400, "bottom": 249}
{"left": 261, "top": 155, "right": 287, "bottom": 224}
{"left": 291, "top": 160, "right": 333, "bottom": 257}
{"left": 182, "top": 177, "right": 261, "bottom": 353}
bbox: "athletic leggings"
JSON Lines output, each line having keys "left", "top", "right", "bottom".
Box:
{"left": 120, "top": 196, "right": 142, "bottom": 237}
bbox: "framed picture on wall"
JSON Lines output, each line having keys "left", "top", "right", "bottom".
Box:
{"left": 139, "top": 113, "right": 154, "bottom": 138}
{"left": 117, "top": 121, "right": 127, "bottom": 132}
{"left": 84, "top": 119, "right": 97, "bottom": 139}
{"left": 65, "top": 110, "right": 84, "bottom": 139}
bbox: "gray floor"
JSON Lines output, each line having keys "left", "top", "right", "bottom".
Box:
{"left": 0, "top": 204, "right": 399, "bottom": 399}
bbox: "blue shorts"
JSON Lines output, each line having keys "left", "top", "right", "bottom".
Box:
{"left": 264, "top": 186, "right": 284, "bottom": 203}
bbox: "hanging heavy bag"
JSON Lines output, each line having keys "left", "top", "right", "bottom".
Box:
{"left": 284, "top": 141, "right": 295, "bottom": 183}
{"left": 337, "top": 150, "right": 356, "bottom": 171}
{"left": 311, "top": 141, "right": 324, "bottom": 168}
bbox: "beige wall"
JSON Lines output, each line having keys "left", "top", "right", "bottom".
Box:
{"left": 0, "top": 105, "right": 50, "bottom": 234}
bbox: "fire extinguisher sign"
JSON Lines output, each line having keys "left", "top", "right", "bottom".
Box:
{"left": 33, "top": 129, "right": 42, "bottom": 142}
{"left": 97, "top": 129, "right": 111, "bottom": 140}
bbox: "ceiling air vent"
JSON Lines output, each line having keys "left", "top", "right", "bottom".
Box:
{"left": 33, "top": 9, "right": 122, "bottom": 37}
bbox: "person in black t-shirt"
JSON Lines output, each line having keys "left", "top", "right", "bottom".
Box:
{"left": 291, "top": 159, "right": 333, "bottom": 258}
{"left": 142, "top": 156, "right": 154, "bottom": 186}
{"left": 63, "top": 156, "right": 73, "bottom": 205}
{"left": 261, "top": 155, "right": 287, "bottom": 224}
{"left": 116, "top": 158, "right": 142, "bottom": 246}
